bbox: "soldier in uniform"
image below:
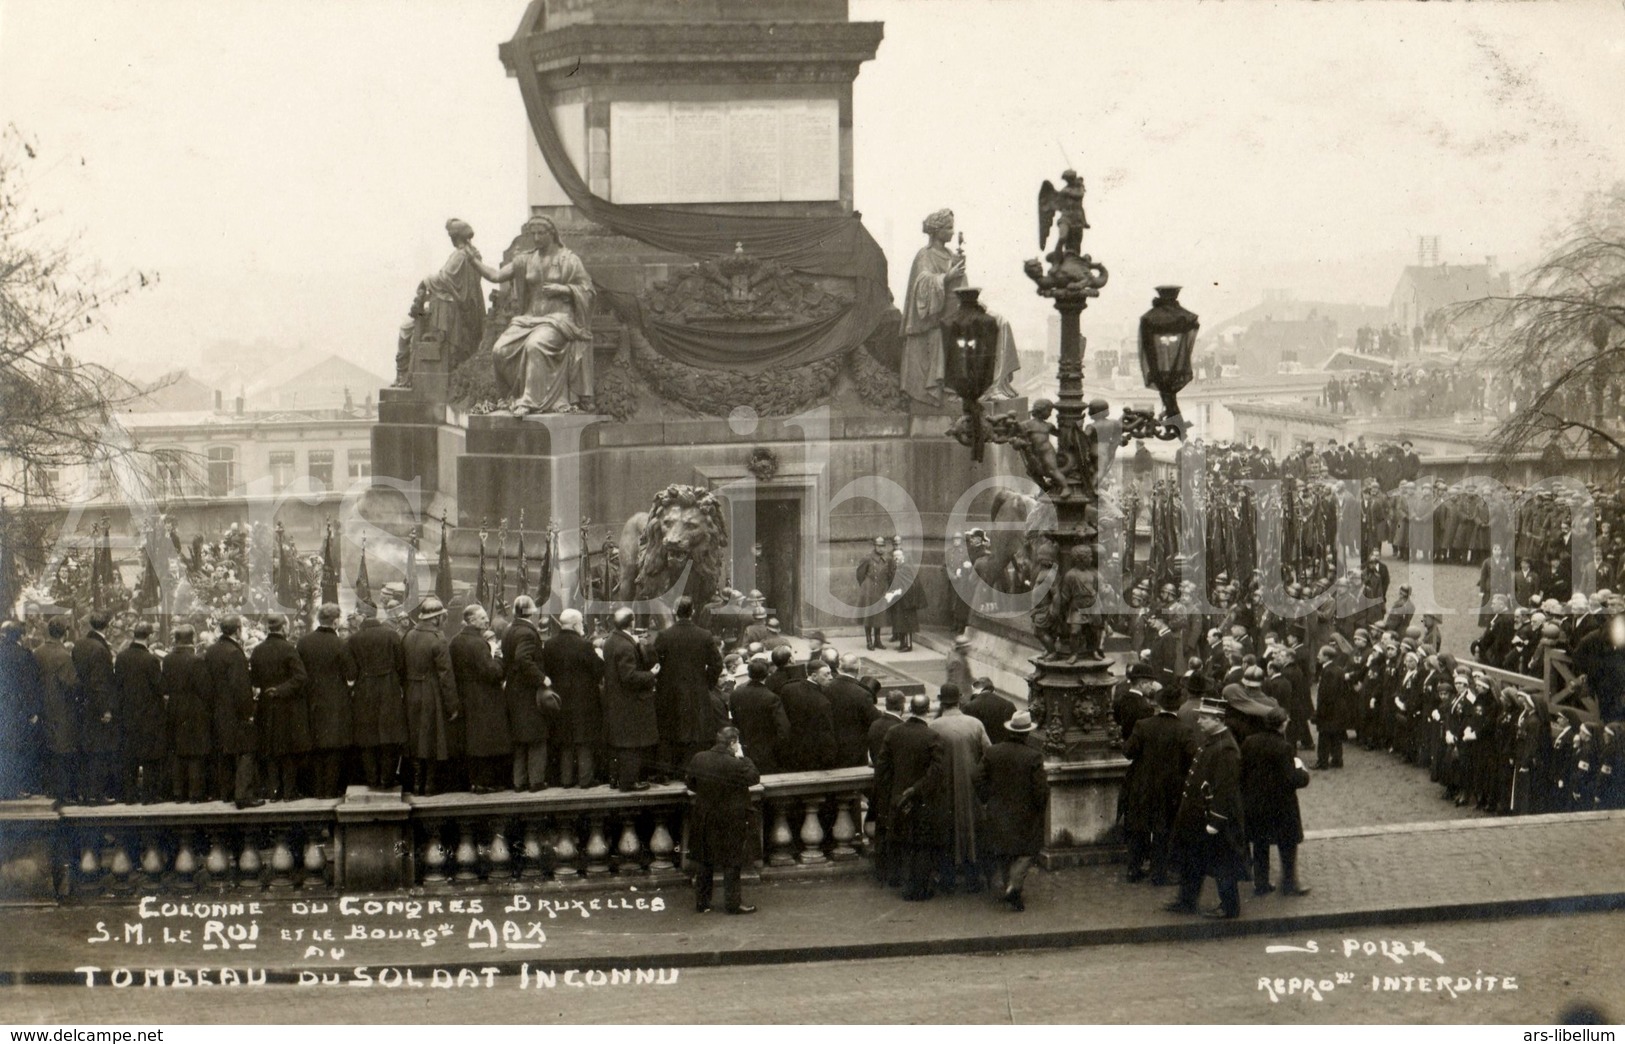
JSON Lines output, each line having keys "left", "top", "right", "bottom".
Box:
{"left": 1165, "top": 693, "right": 1247, "bottom": 919}
{"left": 856, "top": 538, "right": 893, "bottom": 650}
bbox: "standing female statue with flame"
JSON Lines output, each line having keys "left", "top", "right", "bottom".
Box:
{"left": 899, "top": 208, "right": 966, "bottom": 405}
{"left": 472, "top": 215, "right": 596, "bottom": 415}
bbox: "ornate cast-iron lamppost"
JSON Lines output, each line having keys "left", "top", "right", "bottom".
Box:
{"left": 947, "top": 172, "right": 1199, "bottom": 758}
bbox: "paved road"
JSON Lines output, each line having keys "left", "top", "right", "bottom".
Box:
{"left": 5, "top": 910, "right": 1616, "bottom": 1024}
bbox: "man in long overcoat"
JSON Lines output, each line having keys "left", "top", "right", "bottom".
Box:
{"left": 493, "top": 596, "right": 544, "bottom": 790}
{"left": 654, "top": 596, "right": 723, "bottom": 781}
{"left": 856, "top": 537, "right": 893, "bottom": 650}
{"left": 974, "top": 710, "right": 1048, "bottom": 910}
{"left": 298, "top": 603, "right": 357, "bottom": 798}
{"left": 826, "top": 653, "right": 881, "bottom": 768}
{"left": 728, "top": 658, "right": 789, "bottom": 775}
{"left": 1165, "top": 694, "right": 1246, "bottom": 919}
{"left": 602, "top": 607, "right": 659, "bottom": 791}
{"left": 930, "top": 683, "right": 991, "bottom": 892}
{"left": 33, "top": 618, "right": 78, "bottom": 802}
{"left": 251, "top": 616, "right": 308, "bottom": 802}
{"left": 877, "top": 694, "right": 947, "bottom": 901}
{"left": 685, "top": 726, "right": 761, "bottom": 915}
{"left": 1240, "top": 707, "right": 1311, "bottom": 897}
{"left": 542, "top": 607, "right": 603, "bottom": 788}
{"left": 1313, "top": 645, "right": 1353, "bottom": 769}
{"left": 962, "top": 677, "right": 1016, "bottom": 745}
{"left": 1122, "top": 686, "right": 1197, "bottom": 885}
{"left": 162, "top": 625, "right": 212, "bottom": 802}
{"left": 72, "top": 611, "right": 121, "bottom": 803}
{"left": 778, "top": 662, "right": 838, "bottom": 772}
{"left": 402, "top": 598, "right": 460, "bottom": 795}
{"left": 451, "top": 603, "right": 511, "bottom": 792}
{"left": 205, "top": 614, "right": 260, "bottom": 808}
{"left": 0, "top": 620, "right": 42, "bottom": 799}
{"left": 885, "top": 548, "right": 927, "bottom": 652}
{"left": 348, "top": 610, "right": 407, "bottom": 789}
{"left": 115, "top": 623, "right": 166, "bottom": 803}
{"left": 865, "top": 690, "right": 908, "bottom": 884}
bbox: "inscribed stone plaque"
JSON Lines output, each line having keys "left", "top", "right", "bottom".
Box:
{"left": 608, "top": 98, "right": 839, "bottom": 204}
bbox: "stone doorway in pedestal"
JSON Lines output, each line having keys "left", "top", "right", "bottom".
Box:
{"left": 752, "top": 495, "right": 802, "bottom": 634}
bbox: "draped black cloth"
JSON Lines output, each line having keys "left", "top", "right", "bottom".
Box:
{"left": 504, "top": 2, "right": 894, "bottom": 374}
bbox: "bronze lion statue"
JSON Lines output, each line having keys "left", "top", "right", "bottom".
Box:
{"left": 616, "top": 484, "right": 729, "bottom": 617}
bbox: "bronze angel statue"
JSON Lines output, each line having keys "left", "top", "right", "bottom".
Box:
{"left": 1037, "top": 169, "right": 1090, "bottom": 259}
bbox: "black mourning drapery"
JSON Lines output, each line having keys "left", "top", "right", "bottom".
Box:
{"left": 504, "top": 1, "right": 893, "bottom": 374}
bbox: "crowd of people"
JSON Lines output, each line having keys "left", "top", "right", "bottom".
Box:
{"left": 0, "top": 592, "right": 936, "bottom": 807}
{"left": 1321, "top": 366, "right": 1486, "bottom": 419}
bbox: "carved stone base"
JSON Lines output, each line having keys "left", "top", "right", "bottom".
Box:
{"left": 1027, "top": 654, "right": 1119, "bottom": 761}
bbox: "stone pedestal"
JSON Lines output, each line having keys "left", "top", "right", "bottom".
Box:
{"left": 373, "top": 390, "right": 466, "bottom": 502}
{"left": 335, "top": 787, "right": 413, "bottom": 893}
{"left": 1040, "top": 755, "right": 1129, "bottom": 868}
{"left": 0, "top": 798, "right": 61, "bottom": 903}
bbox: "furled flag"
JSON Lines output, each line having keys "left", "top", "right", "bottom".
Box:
{"left": 320, "top": 520, "right": 340, "bottom": 606}
{"left": 515, "top": 512, "right": 529, "bottom": 604}
{"left": 354, "top": 538, "right": 372, "bottom": 607}
{"left": 434, "top": 516, "right": 453, "bottom": 603}
{"left": 474, "top": 528, "right": 489, "bottom": 611}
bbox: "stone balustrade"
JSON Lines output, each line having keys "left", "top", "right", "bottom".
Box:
{"left": 55, "top": 799, "right": 341, "bottom": 900}
{"left": 0, "top": 762, "right": 1126, "bottom": 903}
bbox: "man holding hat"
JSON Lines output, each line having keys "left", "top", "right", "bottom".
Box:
{"left": 1166, "top": 691, "right": 1246, "bottom": 919}
{"left": 403, "top": 597, "right": 460, "bottom": 796}
{"left": 974, "top": 710, "right": 1047, "bottom": 911}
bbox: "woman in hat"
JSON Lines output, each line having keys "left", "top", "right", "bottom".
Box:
{"left": 974, "top": 710, "right": 1047, "bottom": 911}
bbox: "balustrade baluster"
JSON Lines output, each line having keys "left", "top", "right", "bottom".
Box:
{"left": 77, "top": 840, "right": 102, "bottom": 895}
{"left": 583, "top": 815, "right": 611, "bottom": 877}
{"left": 238, "top": 833, "right": 264, "bottom": 890}
{"left": 487, "top": 824, "right": 513, "bottom": 882}
{"left": 268, "top": 829, "right": 297, "bottom": 890}
{"left": 766, "top": 801, "right": 796, "bottom": 867}
{"left": 518, "top": 821, "right": 546, "bottom": 880}
{"left": 453, "top": 821, "right": 480, "bottom": 883}
{"left": 421, "top": 824, "right": 450, "bottom": 886}
{"left": 107, "top": 836, "right": 135, "bottom": 895}
{"left": 615, "top": 817, "right": 646, "bottom": 874}
{"left": 203, "top": 831, "right": 232, "bottom": 891}
{"left": 797, "top": 798, "right": 827, "bottom": 864}
{"left": 300, "top": 831, "right": 326, "bottom": 889}
{"left": 648, "top": 816, "right": 676, "bottom": 872}
{"left": 140, "top": 832, "right": 166, "bottom": 888}
{"left": 172, "top": 832, "right": 200, "bottom": 892}
{"left": 551, "top": 816, "right": 580, "bottom": 880}
{"left": 829, "top": 795, "right": 859, "bottom": 861}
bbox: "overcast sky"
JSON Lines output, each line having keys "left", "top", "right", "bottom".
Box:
{"left": 3, "top": 0, "right": 1623, "bottom": 378}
